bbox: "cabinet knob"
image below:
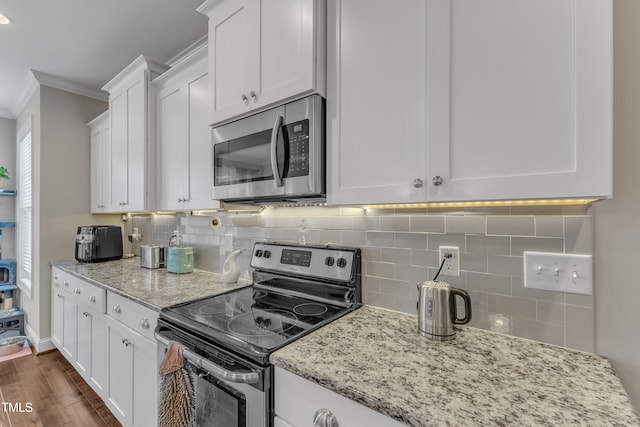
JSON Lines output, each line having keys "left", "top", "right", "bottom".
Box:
{"left": 121, "top": 339, "right": 131, "bottom": 347}
{"left": 74, "top": 288, "right": 81, "bottom": 295}
{"left": 112, "top": 304, "right": 121, "bottom": 314}
{"left": 63, "top": 280, "right": 69, "bottom": 287}
{"left": 250, "top": 90, "right": 257, "bottom": 101}
{"left": 412, "top": 178, "right": 423, "bottom": 188}
{"left": 83, "top": 312, "right": 90, "bottom": 317}
{"left": 432, "top": 175, "right": 444, "bottom": 186}
{"left": 241, "top": 93, "right": 248, "bottom": 101}
{"left": 57, "top": 293, "right": 63, "bottom": 299}
{"left": 178, "top": 198, "right": 183, "bottom": 203}
{"left": 139, "top": 318, "right": 150, "bottom": 329}
{"left": 88, "top": 295, "right": 96, "bottom": 303}
{"left": 313, "top": 408, "right": 339, "bottom": 427}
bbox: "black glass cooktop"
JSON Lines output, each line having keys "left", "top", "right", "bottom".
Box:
{"left": 160, "top": 286, "right": 349, "bottom": 365}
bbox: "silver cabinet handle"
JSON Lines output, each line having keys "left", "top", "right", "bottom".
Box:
{"left": 270, "top": 115, "right": 284, "bottom": 187}
{"left": 413, "top": 178, "right": 423, "bottom": 188}
{"left": 139, "top": 318, "right": 150, "bottom": 329}
{"left": 313, "top": 408, "right": 339, "bottom": 427}
{"left": 178, "top": 198, "right": 183, "bottom": 203}
{"left": 88, "top": 295, "right": 96, "bottom": 303}
{"left": 112, "top": 304, "right": 121, "bottom": 314}
{"left": 241, "top": 93, "right": 248, "bottom": 101}
{"left": 63, "top": 280, "right": 69, "bottom": 287}
{"left": 121, "top": 339, "right": 131, "bottom": 347}
{"left": 432, "top": 175, "right": 444, "bottom": 186}
{"left": 83, "top": 312, "right": 90, "bottom": 317}
{"left": 53, "top": 274, "right": 58, "bottom": 280}
{"left": 250, "top": 90, "right": 257, "bottom": 101}
{"left": 74, "top": 288, "right": 81, "bottom": 295}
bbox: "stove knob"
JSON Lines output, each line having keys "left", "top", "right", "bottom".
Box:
{"left": 255, "top": 249, "right": 263, "bottom": 258}
{"left": 255, "top": 316, "right": 264, "bottom": 325}
{"left": 313, "top": 408, "right": 339, "bottom": 427}
{"left": 336, "top": 258, "right": 347, "bottom": 268}
{"left": 263, "top": 318, "right": 272, "bottom": 327}
{"left": 263, "top": 250, "right": 271, "bottom": 259}
{"left": 325, "top": 256, "right": 335, "bottom": 267}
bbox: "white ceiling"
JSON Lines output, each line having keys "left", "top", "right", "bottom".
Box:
{"left": 0, "top": 0, "right": 209, "bottom": 118}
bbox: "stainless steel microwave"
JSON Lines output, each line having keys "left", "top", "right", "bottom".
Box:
{"left": 212, "top": 95, "right": 325, "bottom": 204}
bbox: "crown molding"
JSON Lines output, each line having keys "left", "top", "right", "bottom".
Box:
{"left": 166, "top": 35, "right": 207, "bottom": 68}
{"left": 11, "top": 70, "right": 108, "bottom": 118}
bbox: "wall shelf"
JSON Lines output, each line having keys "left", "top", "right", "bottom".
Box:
{"left": 0, "top": 222, "right": 15, "bottom": 228}
{"left": 0, "top": 190, "right": 16, "bottom": 196}
{"left": 0, "top": 284, "right": 16, "bottom": 292}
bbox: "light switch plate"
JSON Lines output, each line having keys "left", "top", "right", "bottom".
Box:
{"left": 524, "top": 251, "right": 593, "bottom": 295}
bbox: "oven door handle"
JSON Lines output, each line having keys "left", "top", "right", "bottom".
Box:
{"left": 270, "top": 115, "right": 284, "bottom": 187}
{"left": 155, "top": 331, "right": 260, "bottom": 385}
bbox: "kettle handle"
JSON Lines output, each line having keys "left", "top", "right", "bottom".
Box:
{"left": 450, "top": 288, "right": 472, "bottom": 325}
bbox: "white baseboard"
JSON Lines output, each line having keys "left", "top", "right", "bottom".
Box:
{"left": 25, "top": 324, "right": 55, "bottom": 354}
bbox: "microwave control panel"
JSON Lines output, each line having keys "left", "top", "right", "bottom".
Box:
{"left": 284, "top": 119, "right": 309, "bottom": 178}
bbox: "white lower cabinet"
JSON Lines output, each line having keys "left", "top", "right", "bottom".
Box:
{"left": 76, "top": 301, "right": 106, "bottom": 395}
{"left": 50, "top": 267, "right": 158, "bottom": 427}
{"left": 274, "top": 367, "right": 405, "bottom": 427}
{"left": 104, "top": 292, "right": 158, "bottom": 427}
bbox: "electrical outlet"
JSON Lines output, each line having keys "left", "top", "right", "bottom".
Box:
{"left": 438, "top": 246, "right": 460, "bottom": 277}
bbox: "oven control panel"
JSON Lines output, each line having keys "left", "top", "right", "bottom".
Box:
{"left": 250, "top": 243, "right": 359, "bottom": 283}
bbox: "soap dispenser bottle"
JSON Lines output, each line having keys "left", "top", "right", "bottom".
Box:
{"left": 222, "top": 248, "right": 245, "bottom": 283}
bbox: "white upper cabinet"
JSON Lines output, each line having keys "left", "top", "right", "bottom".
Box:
{"left": 88, "top": 111, "right": 111, "bottom": 213}
{"left": 153, "top": 44, "right": 221, "bottom": 211}
{"left": 102, "top": 55, "right": 169, "bottom": 212}
{"left": 327, "top": 0, "right": 427, "bottom": 205}
{"left": 327, "top": 0, "right": 612, "bottom": 205}
{"left": 424, "top": 0, "right": 612, "bottom": 202}
{"left": 198, "top": 0, "right": 326, "bottom": 126}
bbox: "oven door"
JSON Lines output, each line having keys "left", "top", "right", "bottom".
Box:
{"left": 156, "top": 328, "right": 271, "bottom": 427}
{"left": 212, "top": 94, "right": 324, "bottom": 202}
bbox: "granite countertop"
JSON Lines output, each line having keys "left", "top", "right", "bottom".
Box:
{"left": 52, "top": 258, "right": 249, "bottom": 311}
{"left": 271, "top": 306, "right": 640, "bottom": 427}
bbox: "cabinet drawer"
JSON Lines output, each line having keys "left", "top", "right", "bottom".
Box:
{"left": 51, "top": 268, "right": 74, "bottom": 290}
{"left": 275, "top": 367, "right": 406, "bottom": 427}
{"left": 106, "top": 292, "right": 158, "bottom": 341}
{"left": 71, "top": 278, "right": 107, "bottom": 314}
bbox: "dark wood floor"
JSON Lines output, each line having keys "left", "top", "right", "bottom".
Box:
{"left": 0, "top": 348, "right": 121, "bottom": 427}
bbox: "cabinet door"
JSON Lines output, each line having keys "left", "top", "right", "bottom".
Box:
{"left": 126, "top": 78, "right": 147, "bottom": 211}
{"left": 77, "top": 305, "right": 106, "bottom": 397}
{"left": 157, "top": 85, "right": 189, "bottom": 211}
{"left": 105, "top": 316, "right": 133, "bottom": 426}
{"left": 109, "top": 92, "right": 129, "bottom": 211}
{"left": 51, "top": 283, "right": 65, "bottom": 350}
{"left": 327, "top": 0, "right": 427, "bottom": 205}
{"left": 258, "top": 0, "right": 318, "bottom": 108}
{"left": 90, "top": 125, "right": 105, "bottom": 213}
{"left": 186, "top": 72, "right": 220, "bottom": 210}
{"left": 208, "top": 0, "right": 260, "bottom": 125}
{"left": 131, "top": 334, "right": 158, "bottom": 427}
{"left": 425, "top": 0, "right": 612, "bottom": 202}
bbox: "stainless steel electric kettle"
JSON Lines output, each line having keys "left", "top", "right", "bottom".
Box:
{"left": 417, "top": 281, "right": 472, "bottom": 341}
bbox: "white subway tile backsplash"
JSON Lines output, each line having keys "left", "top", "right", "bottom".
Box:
{"left": 410, "top": 216, "right": 445, "bottom": 233}
{"left": 136, "top": 204, "right": 595, "bottom": 352}
{"left": 487, "top": 255, "right": 523, "bottom": 276}
{"left": 466, "top": 272, "right": 511, "bottom": 295}
{"left": 445, "top": 215, "right": 486, "bottom": 234}
{"left": 395, "top": 232, "right": 427, "bottom": 249}
{"left": 535, "top": 216, "right": 564, "bottom": 237}
{"left": 511, "top": 236, "right": 563, "bottom": 256}
{"left": 487, "top": 216, "right": 535, "bottom": 236}
{"left": 466, "top": 235, "right": 510, "bottom": 255}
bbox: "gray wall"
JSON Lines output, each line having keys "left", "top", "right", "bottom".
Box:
{"left": 594, "top": 0, "right": 640, "bottom": 412}
{"left": 132, "top": 203, "right": 595, "bottom": 352}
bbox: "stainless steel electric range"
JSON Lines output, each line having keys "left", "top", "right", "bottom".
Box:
{"left": 155, "top": 242, "right": 362, "bottom": 427}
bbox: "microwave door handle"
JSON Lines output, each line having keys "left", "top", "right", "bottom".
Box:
{"left": 270, "top": 115, "right": 284, "bottom": 187}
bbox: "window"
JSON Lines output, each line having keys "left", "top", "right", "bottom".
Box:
{"left": 17, "top": 120, "right": 32, "bottom": 296}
